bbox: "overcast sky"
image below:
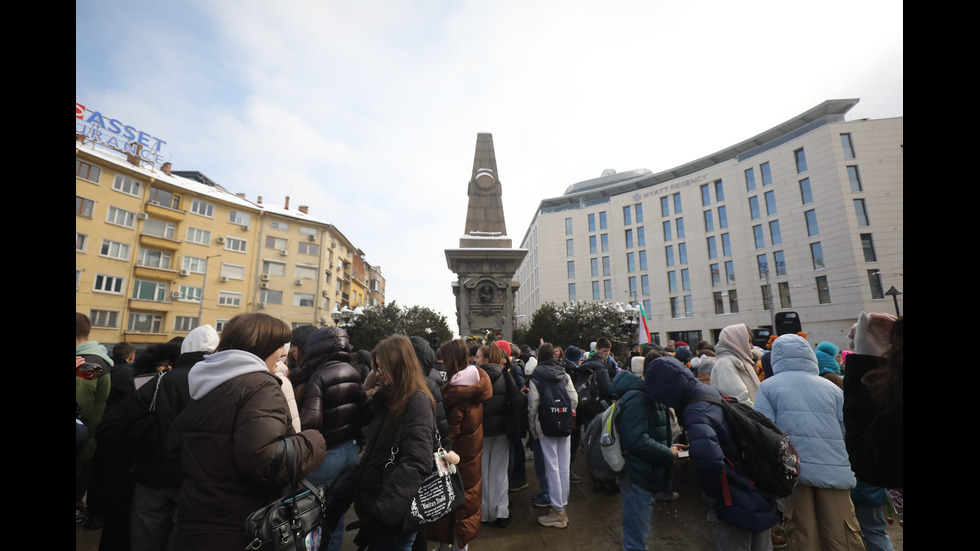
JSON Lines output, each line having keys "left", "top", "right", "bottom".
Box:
{"left": 76, "top": 0, "right": 903, "bottom": 335}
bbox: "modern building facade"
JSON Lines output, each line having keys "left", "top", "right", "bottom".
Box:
{"left": 514, "top": 99, "right": 903, "bottom": 348}
{"left": 76, "top": 135, "right": 384, "bottom": 346}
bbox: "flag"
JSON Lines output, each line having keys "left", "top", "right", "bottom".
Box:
{"left": 638, "top": 303, "right": 652, "bottom": 346}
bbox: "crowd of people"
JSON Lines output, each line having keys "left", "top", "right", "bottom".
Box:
{"left": 76, "top": 311, "right": 902, "bottom": 551}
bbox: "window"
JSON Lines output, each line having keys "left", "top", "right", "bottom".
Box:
{"left": 592, "top": 281, "right": 601, "bottom": 300}
{"left": 294, "top": 293, "right": 315, "bottom": 307}
{"left": 681, "top": 268, "right": 690, "bottom": 291}
{"left": 860, "top": 234, "right": 877, "bottom": 262}
{"left": 769, "top": 220, "right": 782, "bottom": 245}
{"left": 744, "top": 167, "right": 756, "bottom": 191}
{"left": 764, "top": 190, "right": 777, "bottom": 215}
{"left": 854, "top": 199, "right": 870, "bottom": 226}
{"left": 566, "top": 239, "right": 574, "bottom": 257}
{"left": 94, "top": 273, "right": 125, "bottom": 294}
{"left": 567, "top": 261, "right": 575, "bottom": 279}
{"left": 749, "top": 197, "right": 760, "bottom": 220}
{"left": 623, "top": 207, "right": 632, "bottom": 226}
{"left": 144, "top": 219, "right": 176, "bottom": 240}
{"left": 625, "top": 229, "right": 633, "bottom": 248}
{"left": 725, "top": 260, "right": 736, "bottom": 285}
{"left": 296, "top": 265, "right": 317, "bottom": 280}
{"left": 635, "top": 204, "right": 644, "bottom": 223}
{"left": 638, "top": 250, "right": 647, "bottom": 270}
{"left": 228, "top": 209, "right": 251, "bottom": 226}
{"left": 591, "top": 258, "right": 599, "bottom": 277}
{"left": 684, "top": 295, "right": 693, "bottom": 317}
{"left": 753, "top": 225, "right": 765, "bottom": 249}
{"left": 779, "top": 282, "right": 792, "bottom": 308}
{"left": 89, "top": 309, "right": 119, "bottom": 329}
{"left": 588, "top": 213, "right": 596, "bottom": 232}
{"left": 717, "top": 206, "right": 728, "bottom": 229}
{"left": 106, "top": 206, "right": 137, "bottom": 228}
{"left": 794, "top": 148, "right": 808, "bottom": 173}
{"left": 218, "top": 291, "right": 242, "bottom": 307}
{"left": 660, "top": 196, "right": 670, "bottom": 217}
{"left": 589, "top": 235, "right": 598, "bottom": 254}
{"left": 626, "top": 253, "right": 635, "bottom": 273}
{"left": 678, "top": 242, "right": 688, "bottom": 264}
{"left": 221, "top": 263, "right": 245, "bottom": 280}
{"left": 663, "top": 220, "right": 673, "bottom": 241}
{"left": 805, "top": 210, "right": 819, "bottom": 236}
{"left": 799, "top": 178, "right": 813, "bottom": 204}
{"left": 701, "top": 184, "right": 712, "bottom": 206}
{"left": 76, "top": 196, "right": 95, "bottom": 217}
{"left": 707, "top": 236, "right": 718, "bottom": 259}
{"left": 225, "top": 237, "right": 247, "bottom": 253}
{"left": 665, "top": 245, "right": 675, "bottom": 267}
{"left": 629, "top": 276, "right": 637, "bottom": 297}
{"left": 266, "top": 236, "right": 288, "bottom": 250}
{"left": 186, "top": 227, "right": 211, "bottom": 245}
{"left": 259, "top": 289, "right": 283, "bottom": 305}
{"left": 148, "top": 187, "right": 180, "bottom": 210}
{"left": 816, "top": 276, "right": 832, "bottom": 304}
{"left": 565, "top": 217, "right": 574, "bottom": 235}
{"left": 76, "top": 232, "right": 88, "bottom": 252}
{"left": 132, "top": 279, "right": 167, "bottom": 301}
{"left": 128, "top": 312, "right": 162, "bottom": 333}
{"left": 704, "top": 210, "right": 714, "bottom": 232}
{"left": 636, "top": 226, "right": 645, "bottom": 247}
{"left": 761, "top": 285, "right": 773, "bottom": 311}
{"left": 138, "top": 248, "right": 171, "bottom": 269}
{"left": 757, "top": 254, "right": 769, "bottom": 279}
{"left": 600, "top": 234, "right": 609, "bottom": 253}
{"left": 569, "top": 283, "right": 577, "bottom": 302}
{"left": 847, "top": 166, "right": 863, "bottom": 192}
{"left": 714, "top": 292, "right": 725, "bottom": 315}
{"left": 773, "top": 251, "right": 787, "bottom": 276}
{"left": 673, "top": 193, "right": 682, "bottom": 214}
{"left": 641, "top": 274, "right": 650, "bottom": 296}
{"left": 721, "top": 233, "right": 732, "bottom": 256}
{"left": 76, "top": 159, "right": 102, "bottom": 183}
{"left": 710, "top": 263, "right": 721, "bottom": 287}
{"left": 178, "top": 285, "right": 203, "bottom": 302}
{"left": 761, "top": 162, "right": 773, "bottom": 186}
{"left": 182, "top": 255, "right": 207, "bottom": 273}
{"left": 841, "top": 133, "right": 856, "bottom": 159}
{"left": 668, "top": 271, "right": 678, "bottom": 293}
{"left": 190, "top": 199, "right": 214, "bottom": 218}
{"left": 602, "top": 256, "right": 611, "bottom": 276}
{"left": 868, "top": 270, "right": 885, "bottom": 299}
{"left": 728, "top": 289, "right": 739, "bottom": 313}
{"left": 174, "top": 316, "right": 199, "bottom": 332}
{"left": 113, "top": 174, "right": 143, "bottom": 197}
{"left": 599, "top": 211, "right": 607, "bottom": 230}
{"left": 670, "top": 297, "right": 681, "bottom": 318}
{"left": 100, "top": 239, "right": 131, "bottom": 261}
{"left": 675, "top": 218, "right": 685, "bottom": 239}
{"left": 810, "top": 242, "right": 825, "bottom": 270}
{"left": 715, "top": 180, "right": 725, "bottom": 201}
{"left": 299, "top": 226, "right": 316, "bottom": 238}
{"left": 603, "top": 279, "right": 612, "bottom": 299}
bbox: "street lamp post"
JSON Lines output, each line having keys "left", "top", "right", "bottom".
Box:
{"left": 884, "top": 286, "right": 902, "bottom": 316}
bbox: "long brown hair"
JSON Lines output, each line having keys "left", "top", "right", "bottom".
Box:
{"left": 373, "top": 335, "right": 434, "bottom": 423}
{"left": 439, "top": 339, "right": 469, "bottom": 392}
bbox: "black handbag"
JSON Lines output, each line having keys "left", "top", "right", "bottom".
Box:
{"left": 126, "top": 371, "right": 166, "bottom": 461}
{"left": 244, "top": 438, "right": 328, "bottom": 551}
{"left": 386, "top": 421, "right": 465, "bottom": 531}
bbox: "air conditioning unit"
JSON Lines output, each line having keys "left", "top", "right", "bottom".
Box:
{"left": 318, "top": 318, "right": 327, "bottom": 324}
{"left": 330, "top": 242, "right": 336, "bottom": 249}
{"left": 294, "top": 279, "right": 303, "bottom": 286}
{"left": 257, "top": 302, "right": 266, "bottom": 309}
{"left": 279, "top": 250, "right": 288, "bottom": 256}
{"left": 220, "top": 276, "right": 229, "bottom": 282}
{"left": 260, "top": 282, "right": 269, "bottom": 289}
{"left": 322, "top": 290, "right": 329, "bottom": 298}
{"left": 137, "top": 212, "right": 148, "bottom": 220}
{"left": 241, "top": 224, "right": 250, "bottom": 231}
{"left": 179, "top": 269, "right": 189, "bottom": 276}
{"left": 261, "top": 274, "right": 270, "bottom": 281}
{"left": 307, "top": 234, "right": 316, "bottom": 241}
{"left": 171, "top": 290, "right": 181, "bottom": 298}
{"left": 335, "top": 290, "right": 341, "bottom": 296}
{"left": 216, "top": 236, "right": 226, "bottom": 244}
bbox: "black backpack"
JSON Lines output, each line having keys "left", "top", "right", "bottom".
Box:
{"left": 575, "top": 368, "right": 605, "bottom": 419}
{"left": 534, "top": 375, "right": 573, "bottom": 437}
{"left": 695, "top": 394, "right": 800, "bottom": 499}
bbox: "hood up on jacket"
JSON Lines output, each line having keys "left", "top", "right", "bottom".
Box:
{"left": 410, "top": 336, "right": 436, "bottom": 376}
{"left": 644, "top": 355, "right": 708, "bottom": 409}
{"left": 770, "top": 334, "right": 818, "bottom": 376}
{"left": 531, "top": 358, "right": 566, "bottom": 383}
{"left": 304, "top": 326, "right": 352, "bottom": 365}
{"left": 187, "top": 349, "right": 270, "bottom": 400}
{"left": 611, "top": 368, "right": 645, "bottom": 398}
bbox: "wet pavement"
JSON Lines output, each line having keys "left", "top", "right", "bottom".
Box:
{"left": 77, "top": 452, "right": 903, "bottom": 550}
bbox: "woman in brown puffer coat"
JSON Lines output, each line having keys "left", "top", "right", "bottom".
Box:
{"left": 429, "top": 339, "right": 492, "bottom": 550}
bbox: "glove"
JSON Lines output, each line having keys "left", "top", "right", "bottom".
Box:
{"left": 348, "top": 512, "right": 384, "bottom": 549}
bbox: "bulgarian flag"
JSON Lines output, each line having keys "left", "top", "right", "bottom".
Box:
{"left": 638, "top": 303, "right": 652, "bottom": 345}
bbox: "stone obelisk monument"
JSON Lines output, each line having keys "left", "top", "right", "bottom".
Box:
{"left": 445, "top": 133, "right": 527, "bottom": 341}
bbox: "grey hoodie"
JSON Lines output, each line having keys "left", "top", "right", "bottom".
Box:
{"left": 188, "top": 349, "right": 269, "bottom": 400}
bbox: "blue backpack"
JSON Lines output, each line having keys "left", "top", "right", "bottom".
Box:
{"left": 534, "top": 374, "right": 573, "bottom": 437}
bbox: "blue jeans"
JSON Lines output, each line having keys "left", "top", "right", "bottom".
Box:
{"left": 855, "top": 505, "right": 894, "bottom": 551}
{"left": 373, "top": 529, "right": 417, "bottom": 551}
{"left": 532, "top": 437, "right": 549, "bottom": 503}
{"left": 619, "top": 473, "right": 656, "bottom": 551}
{"left": 306, "top": 440, "right": 359, "bottom": 551}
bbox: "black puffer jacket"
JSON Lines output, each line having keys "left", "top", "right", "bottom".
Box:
{"left": 298, "top": 327, "right": 365, "bottom": 448}
{"left": 479, "top": 362, "right": 519, "bottom": 438}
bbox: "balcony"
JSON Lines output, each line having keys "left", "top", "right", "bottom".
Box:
{"left": 144, "top": 201, "right": 186, "bottom": 223}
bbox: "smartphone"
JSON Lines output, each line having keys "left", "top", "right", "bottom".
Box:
{"left": 678, "top": 450, "right": 690, "bottom": 458}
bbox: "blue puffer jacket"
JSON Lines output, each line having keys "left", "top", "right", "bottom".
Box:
{"left": 644, "top": 356, "right": 776, "bottom": 533}
{"left": 612, "top": 370, "right": 674, "bottom": 494}
{"left": 754, "top": 335, "right": 855, "bottom": 490}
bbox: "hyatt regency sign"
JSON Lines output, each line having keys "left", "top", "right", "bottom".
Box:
{"left": 76, "top": 102, "right": 167, "bottom": 168}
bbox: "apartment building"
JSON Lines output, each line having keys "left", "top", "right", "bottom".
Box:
{"left": 514, "top": 99, "right": 903, "bottom": 348}
{"left": 75, "top": 137, "right": 383, "bottom": 346}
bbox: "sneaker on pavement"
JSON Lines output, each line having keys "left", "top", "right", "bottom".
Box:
{"left": 537, "top": 508, "right": 568, "bottom": 528}
{"left": 493, "top": 516, "right": 512, "bottom": 528}
{"left": 654, "top": 491, "right": 680, "bottom": 501}
{"left": 532, "top": 494, "right": 551, "bottom": 508}
{"left": 509, "top": 478, "right": 528, "bottom": 492}
{"left": 569, "top": 471, "right": 583, "bottom": 484}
